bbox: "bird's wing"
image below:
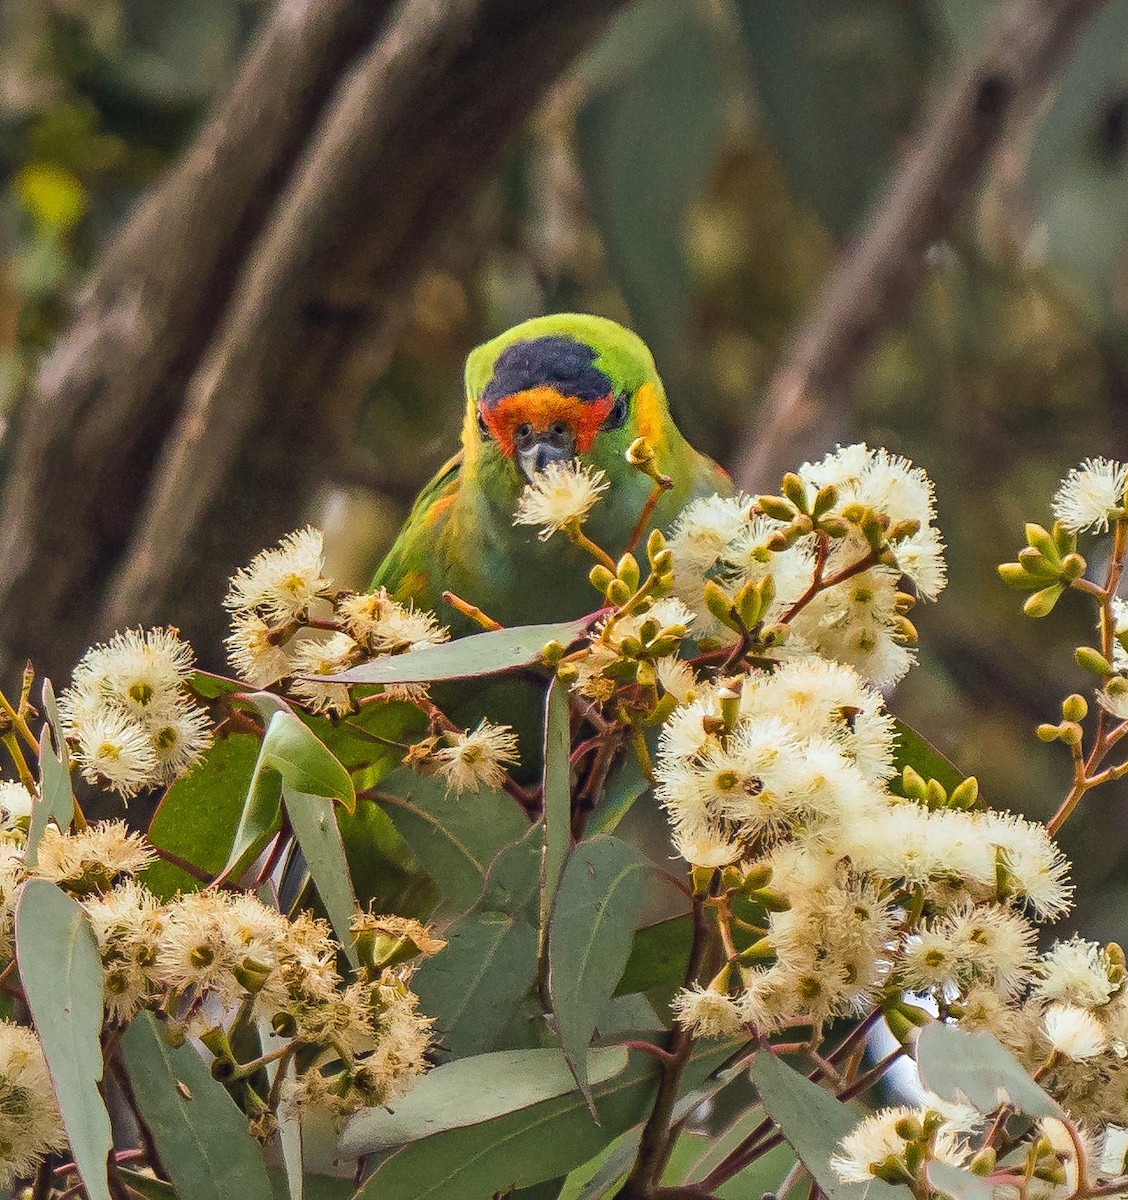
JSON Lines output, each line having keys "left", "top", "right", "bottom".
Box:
{"left": 370, "top": 450, "right": 463, "bottom": 604}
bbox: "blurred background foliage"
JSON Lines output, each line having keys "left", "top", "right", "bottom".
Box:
{"left": 4, "top": 0, "right": 1128, "bottom": 936}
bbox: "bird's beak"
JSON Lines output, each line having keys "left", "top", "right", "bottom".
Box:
{"left": 516, "top": 429, "right": 576, "bottom": 482}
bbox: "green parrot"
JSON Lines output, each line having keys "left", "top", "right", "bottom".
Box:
{"left": 373, "top": 313, "right": 732, "bottom": 634}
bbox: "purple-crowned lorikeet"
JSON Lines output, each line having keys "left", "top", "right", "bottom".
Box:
{"left": 372, "top": 313, "right": 732, "bottom": 635}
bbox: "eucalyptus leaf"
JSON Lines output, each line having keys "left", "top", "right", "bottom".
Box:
{"left": 145, "top": 733, "right": 261, "bottom": 898}
{"left": 353, "top": 1040, "right": 738, "bottom": 1199}
{"left": 615, "top": 913, "right": 692, "bottom": 997}
{"left": 27, "top": 724, "right": 73, "bottom": 867}
{"left": 374, "top": 767, "right": 529, "bottom": 910}
{"left": 928, "top": 1162, "right": 994, "bottom": 1200}
{"left": 751, "top": 1050, "right": 909, "bottom": 1200}
{"left": 283, "top": 789, "right": 359, "bottom": 967}
{"left": 121, "top": 1011, "right": 273, "bottom": 1200}
{"left": 15, "top": 881, "right": 111, "bottom": 1200}
{"left": 341, "top": 1046, "right": 629, "bottom": 1158}
{"left": 548, "top": 836, "right": 651, "bottom": 1106}
{"left": 412, "top": 909, "right": 538, "bottom": 1058}
{"left": 318, "top": 619, "right": 593, "bottom": 685}
{"left": 917, "top": 1024, "right": 1063, "bottom": 1118}
{"left": 541, "top": 681, "right": 572, "bottom": 936}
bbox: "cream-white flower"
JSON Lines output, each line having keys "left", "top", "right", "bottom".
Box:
{"left": 0, "top": 1022, "right": 67, "bottom": 1189}
{"left": 0, "top": 780, "right": 33, "bottom": 831}
{"left": 69, "top": 708, "right": 160, "bottom": 798}
{"left": 513, "top": 461, "right": 609, "bottom": 540}
{"left": 1052, "top": 457, "right": 1128, "bottom": 533}
{"left": 671, "top": 986, "right": 745, "bottom": 1038}
{"left": 433, "top": 721, "right": 520, "bottom": 793}
{"left": 225, "top": 611, "right": 295, "bottom": 687}
{"left": 225, "top": 526, "right": 330, "bottom": 622}
{"left": 1035, "top": 938, "right": 1119, "bottom": 1008}
{"left": 1044, "top": 1003, "right": 1107, "bottom": 1060}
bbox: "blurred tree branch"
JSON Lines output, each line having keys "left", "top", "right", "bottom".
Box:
{"left": 734, "top": 0, "right": 1105, "bottom": 491}
{"left": 0, "top": 0, "right": 625, "bottom": 679}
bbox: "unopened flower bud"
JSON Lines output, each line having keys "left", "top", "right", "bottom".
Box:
{"left": 757, "top": 495, "right": 795, "bottom": 523}
{"left": 1059, "top": 552, "right": 1087, "bottom": 581}
{"left": 1023, "top": 584, "right": 1064, "bottom": 618}
{"left": 590, "top": 564, "right": 615, "bottom": 594}
{"left": 626, "top": 437, "right": 654, "bottom": 466}
{"left": 1059, "top": 721, "right": 1083, "bottom": 746}
{"left": 949, "top": 776, "right": 979, "bottom": 809}
{"left": 1036, "top": 723, "right": 1061, "bottom": 742}
{"left": 617, "top": 554, "right": 640, "bottom": 592}
{"left": 1061, "top": 693, "right": 1088, "bottom": 722}
{"left": 1075, "top": 646, "right": 1112, "bottom": 675}
{"left": 780, "top": 473, "right": 809, "bottom": 513}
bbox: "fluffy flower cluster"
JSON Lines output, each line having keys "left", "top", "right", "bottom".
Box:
{"left": 0, "top": 1021, "right": 66, "bottom": 1190}
{"left": 514, "top": 460, "right": 609, "bottom": 540}
{"left": 660, "top": 657, "right": 1084, "bottom": 1074}
{"left": 667, "top": 443, "right": 946, "bottom": 686}
{"left": 224, "top": 527, "right": 448, "bottom": 714}
{"left": 830, "top": 1100, "right": 978, "bottom": 1187}
{"left": 59, "top": 628, "right": 212, "bottom": 797}
{"left": 0, "top": 817, "right": 437, "bottom": 1134}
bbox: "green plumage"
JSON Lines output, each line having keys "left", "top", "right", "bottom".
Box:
{"left": 373, "top": 314, "right": 731, "bottom": 635}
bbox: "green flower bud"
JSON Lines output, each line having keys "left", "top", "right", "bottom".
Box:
{"left": 617, "top": 553, "right": 640, "bottom": 592}
{"left": 925, "top": 779, "right": 947, "bottom": 809}
{"left": 1025, "top": 523, "right": 1059, "bottom": 562}
{"left": 590, "top": 564, "right": 615, "bottom": 594}
{"left": 646, "top": 528, "right": 666, "bottom": 563}
{"left": 901, "top": 765, "right": 927, "bottom": 800}
{"left": 1059, "top": 552, "right": 1087, "bottom": 581}
{"left": 998, "top": 562, "right": 1039, "bottom": 589}
{"left": 949, "top": 776, "right": 979, "bottom": 809}
{"left": 1059, "top": 721, "right": 1083, "bottom": 746}
{"left": 780, "top": 472, "right": 809, "bottom": 513}
{"left": 1023, "top": 584, "right": 1064, "bottom": 618}
{"left": 811, "top": 484, "right": 838, "bottom": 518}
{"left": 607, "top": 579, "right": 631, "bottom": 606}
{"left": 1061, "top": 693, "right": 1088, "bottom": 722}
{"left": 1075, "top": 646, "right": 1112, "bottom": 675}
{"left": 1036, "top": 723, "right": 1061, "bottom": 742}
{"left": 651, "top": 548, "right": 674, "bottom": 574}
{"left": 757, "top": 494, "right": 796, "bottom": 523}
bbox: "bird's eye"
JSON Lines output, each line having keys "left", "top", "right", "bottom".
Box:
{"left": 478, "top": 410, "right": 491, "bottom": 441}
{"left": 602, "top": 392, "right": 629, "bottom": 431}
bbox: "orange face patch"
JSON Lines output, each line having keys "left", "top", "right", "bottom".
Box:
{"left": 480, "top": 386, "right": 614, "bottom": 457}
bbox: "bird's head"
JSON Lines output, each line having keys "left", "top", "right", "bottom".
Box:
{"left": 463, "top": 314, "right": 673, "bottom": 485}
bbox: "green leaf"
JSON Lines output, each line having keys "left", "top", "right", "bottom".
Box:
{"left": 319, "top": 619, "right": 593, "bottom": 685}
{"left": 41, "top": 678, "right": 70, "bottom": 768}
{"left": 558, "top": 1132, "right": 641, "bottom": 1200}
{"left": 549, "top": 836, "right": 651, "bottom": 1106}
{"left": 310, "top": 700, "right": 428, "bottom": 784}
{"left": 412, "top": 910, "right": 539, "bottom": 1058}
{"left": 374, "top": 768, "right": 529, "bottom": 910}
{"left": 541, "top": 682, "right": 572, "bottom": 937}
{"left": 917, "top": 1025, "right": 1063, "bottom": 1118}
{"left": 260, "top": 1019, "right": 302, "bottom": 1200}
{"left": 15, "top": 880, "right": 111, "bottom": 1200}
{"left": 220, "top": 711, "right": 356, "bottom": 885}
{"left": 27, "top": 724, "right": 74, "bottom": 867}
{"left": 121, "top": 1011, "right": 273, "bottom": 1200}
{"left": 341, "top": 1046, "right": 629, "bottom": 1158}
{"left": 587, "top": 753, "right": 650, "bottom": 837}
{"left": 258, "top": 711, "right": 356, "bottom": 809}
{"left": 734, "top": 0, "right": 929, "bottom": 239}
{"left": 145, "top": 733, "right": 261, "bottom": 899}
{"left": 615, "top": 913, "right": 692, "bottom": 997}
{"left": 927, "top": 1162, "right": 994, "bottom": 1200}
{"left": 283, "top": 790, "right": 359, "bottom": 968}
{"left": 189, "top": 670, "right": 242, "bottom": 699}
{"left": 353, "top": 1040, "right": 738, "bottom": 1199}
{"left": 751, "top": 1050, "right": 909, "bottom": 1200}
{"left": 339, "top": 798, "right": 440, "bottom": 920}
{"left": 891, "top": 719, "right": 966, "bottom": 797}
{"left": 576, "top": 2, "right": 725, "bottom": 374}
{"left": 480, "top": 823, "right": 544, "bottom": 921}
